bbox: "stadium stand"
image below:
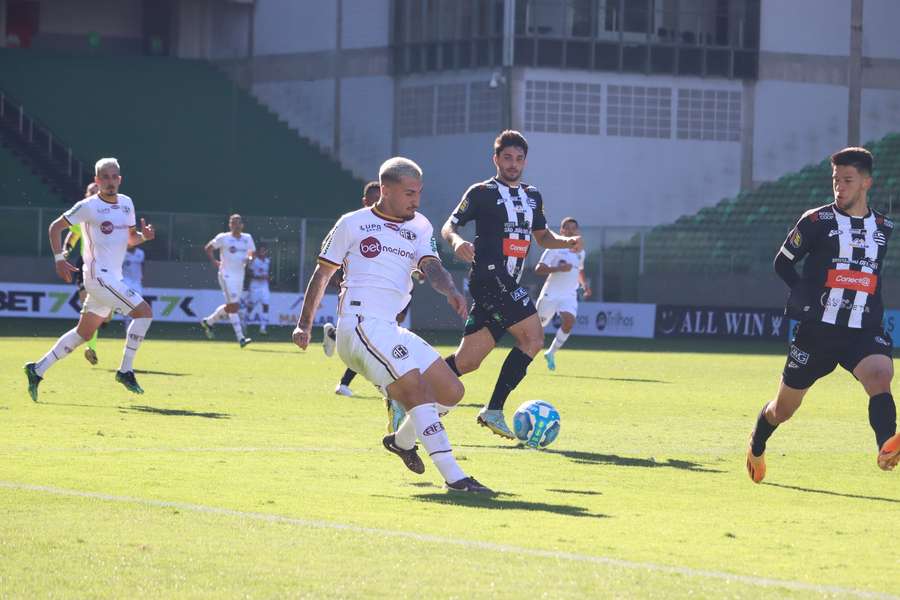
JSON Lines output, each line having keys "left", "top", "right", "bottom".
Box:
{"left": 0, "top": 140, "right": 61, "bottom": 207}
{"left": 608, "top": 132, "right": 900, "bottom": 276}
{"left": 0, "top": 49, "right": 362, "bottom": 217}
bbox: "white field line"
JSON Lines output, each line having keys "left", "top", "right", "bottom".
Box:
{"left": 0, "top": 480, "right": 896, "bottom": 600}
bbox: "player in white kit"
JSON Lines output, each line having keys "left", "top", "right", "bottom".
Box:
{"left": 535, "top": 217, "right": 591, "bottom": 371}
{"left": 246, "top": 244, "right": 271, "bottom": 335}
{"left": 24, "top": 158, "right": 155, "bottom": 399}
{"left": 200, "top": 214, "right": 255, "bottom": 347}
{"left": 293, "top": 157, "right": 493, "bottom": 494}
{"left": 121, "top": 245, "right": 145, "bottom": 328}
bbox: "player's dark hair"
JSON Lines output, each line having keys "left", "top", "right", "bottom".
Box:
{"left": 561, "top": 217, "right": 578, "bottom": 228}
{"left": 494, "top": 130, "right": 528, "bottom": 157}
{"left": 363, "top": 181, "right": 380, "bottom": 196}
{"left": 831, "top": 147, "right": 873, "bottom": 175}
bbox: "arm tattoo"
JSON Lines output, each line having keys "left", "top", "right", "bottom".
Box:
{"left": 421, "top": 258, "right": 458, "bottom": 297}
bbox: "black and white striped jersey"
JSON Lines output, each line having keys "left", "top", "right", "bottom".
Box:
{"left": 778, "top": 202, "right": 893, "bottom": 329}
{"left": 450, "top": 177, "right": 548, "bottom": 282}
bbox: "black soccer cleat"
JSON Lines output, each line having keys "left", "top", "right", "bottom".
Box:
{"left": 382, "top": 434, "right": 425, "bottom": 474}
{"left": 24, "top": 362, "right": 42, "bottom": 402}
{"left": 445, "top": 476, "right": 495, "bottom": 495}
{"left": 239, "top": 337, "right": 253, "bottom": 348}
{"left": 115, "top": 370, "right": 144, "bottom": 394}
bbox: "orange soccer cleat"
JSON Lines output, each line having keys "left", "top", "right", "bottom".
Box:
{"left": 877, "top": 433, "right": 900, "bottom": 471}
{"left": 746, "top": 438, "right": 766, "bottom": 483}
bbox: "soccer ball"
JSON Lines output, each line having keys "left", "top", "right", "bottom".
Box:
{"left": 513, "top": 400, "right": 561, "bottom": 449}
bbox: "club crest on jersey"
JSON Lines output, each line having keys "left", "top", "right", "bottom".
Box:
{"left": 526, "top": 197, "right": 537, "bottom": 209}
{"left": 399, "top": 229, "right": 417, "bottom": 241}
{"left": 391, "top": 344, "right": 409, "bottom": 359}
{"left": 229, "top": 246, "right": 237, "bottom": 253}
{"left": 874, "top": 231, "right": 887, "bottom": 246}
{"left": 100, "top": 221, "right": 114, "bottom": 234}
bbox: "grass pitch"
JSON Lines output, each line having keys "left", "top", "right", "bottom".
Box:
{"left": 1, "top": 321, "right": 898, "bottom": 598}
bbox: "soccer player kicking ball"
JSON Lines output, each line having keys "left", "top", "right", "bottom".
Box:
{"left": 747, "top": 147, "right": 900, "bottom": 482}
{"left": 535, "top": 217, "right": 591, "bottom": 371}
{"left": 200, "top": 214, "right": 255, "bottom": 347}
{"left": 293, "top": 157, "right": 493, "bottom": 494}
{"left": 25, "top": 158, "right": 155, "bottom": 399}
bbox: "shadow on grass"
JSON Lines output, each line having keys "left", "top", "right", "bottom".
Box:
{"left": 535, "top": 373, "right": 671, "bottom": 384}
{"left": 102, "top": 369, "right": 190, "bottom": 377}
{"left": 126, "top": 405, "right": 231, "bottom": 419}
{"left": 244, "top": 348, "right": 299, "bottom": 355}
{"left": 407, "top": 493, "right": 609, "bottom": 519}
{"left": 547, "top": 488, "right": 602, "bottom": 496}
{"left": 763, "top": 482, "right": 900, "bottom": 504}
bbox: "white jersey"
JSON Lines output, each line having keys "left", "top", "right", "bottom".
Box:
{"left": 248, "top": 256, "right": 270, "bottom": 288}
{"left": 209, "top": 232, "right": 255, "bottom": 275}
{"left": 63, "top": 193, "right": 135, "bottom": 281}
{"left": 538, "top": 248, "right": 585, "bottom": 297}
{"left": 122, "top": 247, "right": 145, "bottom": 285}
{"left": 319, "top": 206, "right": 439, "bottom": 321}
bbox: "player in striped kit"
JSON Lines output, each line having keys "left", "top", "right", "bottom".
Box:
{"left": 747, "top": 147, "right": 900, "bottom": 482}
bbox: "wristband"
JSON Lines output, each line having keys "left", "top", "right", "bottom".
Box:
{"left": 54, "top": 252, "right": 67, "bottom": 262}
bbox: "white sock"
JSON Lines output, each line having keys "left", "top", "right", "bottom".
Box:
{"left": 394, "top": 402, "right": 456, "bottom": 449}
{"left": 120, "top": 317, "right": 152, "bottom": 372}
{"left": 228, "top": 312, "right": 244, "bottom": 340}
{"left": 260, "top": 308, "right": 269, "bottom": 332}
{"left": 548, "top": 329, "right": 570, "bottom": 354}
{"left": 408, "top": 403, "right": 465, "bottom": 484}
{"left": 35, "top": 328, "right": 86, "bottom": 376}
{"left": 205, "top": 304, "right": 227, "bottom": 324}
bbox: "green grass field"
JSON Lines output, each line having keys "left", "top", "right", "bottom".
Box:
{"left": 1, "top": 321, "right": 898, "bottom": 598}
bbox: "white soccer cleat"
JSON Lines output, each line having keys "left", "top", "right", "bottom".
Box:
{"left": 335, "top": 384, "right": 353, "bottom": 397}
{"left": 323, "top": 322, "right": 336, "bottom": 357}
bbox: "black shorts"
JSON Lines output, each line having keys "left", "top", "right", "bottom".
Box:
{"left": 464, "top": 266, "right": 536, "bottom": 342}
{"left": 782, "top": 320, "right": 893, "bottom": 390}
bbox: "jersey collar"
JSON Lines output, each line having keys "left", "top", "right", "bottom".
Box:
{"left": 492, "top": 176, "right": 521, "bottom": 192}
{"left": 371, "top": 205, "right": 406, "bottom": 223}
{"left": 831, "top": 202, "right": 872, "bottom": 219}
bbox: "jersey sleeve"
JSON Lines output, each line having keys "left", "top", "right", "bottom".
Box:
{"left": 208, "top": 233, "right": 224, "bottom": 249}
{"left": 63, "top": 199, "right": 91, "bottom": 226}
{"left": 779, "top": 211, "right": 820, "bottom": 264}
{"left": 416, "top": 222, "right": 440, "bottom": 268}
{"left": 125, "top": 198, "right": 136, "bottom": 228}
{"left": 247, "top": 234, "right": 256, "bottom": 254}
{"left": 450, "top": 184, "right": 481, "bottom": 226}
{"left": 318, "top": 215, "right": 353, "bottom": 268}
{"left": 577, "top": 250, "right": 586, "bottom": 270}
{"left": 537, "top": 249, "right": 553, "bottom": 266}
{"left": 530, "top": 189, "right": 548, "bottom": 231}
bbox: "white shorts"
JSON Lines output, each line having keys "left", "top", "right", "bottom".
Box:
{"left": 218, "top": 272, "right": 244, "bottom": 304}
{"left": 335, "top": 314, "right": 440, "bottom": 395}
{"left": 248, "top": 284, "right": 270, "bottom": 305}
{"left": 123, "top": 280, "right": 143, "bottom": 299}
{"left": 82, "top": 276, "right": 145, "bottom": 318}
{"left": 536, "top": 293, "right": 578, "bottom": 327}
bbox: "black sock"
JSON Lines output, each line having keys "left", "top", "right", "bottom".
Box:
{"left": 340, "top": 369, "right": 357, "bottom": 386}
{"left": 445, "top": 355, "right": 461, "bottom": 377}
{"left": 487, "top": 347, "right": 533, "bottom": 411}
{"left": 327, "top": 327, "right": 337, "bottom": 341}
{"left": 751, "top": 403, "right": 778, "bottom": 457}
{"left": 869, "top": 393, "right": 897, "bottom": 449}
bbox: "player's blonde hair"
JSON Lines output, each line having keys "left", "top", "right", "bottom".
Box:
{"left": 379, "top": 157, "right": 422, "bottom": 184}
{"left": 95, "top": 157, "right": 120, "bottom": 176}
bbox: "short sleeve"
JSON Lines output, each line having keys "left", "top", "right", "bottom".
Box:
{"left": 779, "top": 211, "right": 819, "bottom": 263}
{"left": 63, "top": 199, "right": 91, "bottom": 226}
{"left": 578, "top": 250, "right": 586, "bottom": 270}
{"left": 450, "top": 185, "right": 480, "bottom": 226}
{"left": 247, "top": 234, "right": 256, "bottom": 253}
{"left": 318, "top": 215, "right": 353, "bottom": 267}
{"left": 530, "top": 190, "right": 548, "bottom": 231}
{"left": 208, "top": 233, "right": 223, "bottom": 249}
{"left": 125, "top": 199, "right": 136, "bottom": 228}
{"left": 537, "top": 249, "right": 553, "bottom": 266}
{"left": 416, "top": 221, "right": 440, "bottom": 267}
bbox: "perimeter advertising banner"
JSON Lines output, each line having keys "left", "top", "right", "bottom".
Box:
{"left": 655, "top": 305, "right": 790, "bottom": 339}
{"left": 542, "top": 301, "right": 656, "bottom": 338}
{"left": 0, "top": 282, "right": 339, "bottom": 327}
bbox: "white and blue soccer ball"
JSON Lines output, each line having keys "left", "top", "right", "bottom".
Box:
{"left": 513, "top": 400, "right": 561, "bottom": 449}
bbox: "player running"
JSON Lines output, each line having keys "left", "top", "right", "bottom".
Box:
{"left": 24, "top": 158, "right": 155, "bottom": 399}
{"left": 246, "top": 244, "right": 271, "bottom": 336}
{"left": 535, "top": 217, "right": 591, "bottom": 371}
{"left": 121, "top": 244, "right": 145, "bottom": 328}
{"left": 294, "top": 157, "right": 492, "bottom": 494}
{"left": 63, "top": 182, "right": 103, "bottom": 365}
{"left": 747, "top": 147, "right": 900, "bottom": 482}
{"left": 200, "top": 214, "right": 255, "bottom": 347}
{"left": 441, "top": 131, "right": 581, "bottom": 439}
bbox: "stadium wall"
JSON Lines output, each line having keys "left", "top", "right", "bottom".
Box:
{"left": 28, "top": 0, "right": 143, "bottom": 52}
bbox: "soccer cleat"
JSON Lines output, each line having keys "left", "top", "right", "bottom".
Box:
{"left": 877, "top": 433, "right": 900, "bottom": 471}
{"left": 445, "top": 476, "right": 495, "bottom": 495}
{"left": 382, "top": 433, "right": 425, "bottom": 474}
{"left": 746, "top": 441, "right": 766, "bottom": 483}
{"left": 334, "top": 384, "right": 354, "bottom": 397}
{"left": 84, "top": 348, "right": 98, "bottom": 365}
{"left": 24, "top": 362, "right": 42, "bottom": 402}
{"left": 322, "top": 322, "right": 336, "bottom": 357}
{"left": 386, "top": 398, "right": 406, "bottom": 433}
{"left": 239, "top": 337, "right": 252, "bottom": 348}
{"left": 476, "top": 408, "right": 516, "bottom": 440}
{"left": 200, "top": 319, "right": 215, "bottom": 339}
{"left": 544, "top": 351, "right": 556, "bottom": 371}
{"left": 115, "top": 370, "right": 144, "bottom": 395}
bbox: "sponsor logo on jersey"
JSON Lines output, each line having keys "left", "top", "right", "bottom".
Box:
{"left": 384, "top": 222, "right": 400, "bottom": 231}
{"left": 874, "top": 231, "right": 887, "bottom": 246}
{"left": 526, "top": 197, "right": 537, "bottom": 209}
{"left": 789, "top": 345, "right": 809, "bottom": 365}
{"left": 391, "top": 344, "right": 409, "bottom": 359}
{"left": 789, "top": 229, "right": 802, "bottom": 248}
{"left": 430, "top": 237, "right": 438, "bottom": 253}
{"left": 817, "top": 211, "right": 834, "bottom": 220}
{"left": 502, "top": 238, "right": 530, "bottom": 258}
{"left": 422, "top": 421, "right": 445, "bottom": 436}
{"left": 360, "top": 236, "right": 382, "bottom": 258}
{"left": 875, "top": 335, "right": 890, "bottom": 346}
{"left": 511, "top": 287, "right": 528, "bottom": 301}
{"left": 399, "top": 229, "right": 417, "bottom": 241}
{"left": 97, "top": 206, "right": 111, "bottom": 214}
{"left": 787, "top": 361, "right": 799, "bottom": 369}
{"left": 100, "top": 221, "right": 114, "bottom": 235}
{"left": 828, "top": 229, "right": 841, "bottom": 237}
{"left": 849, "top": 237, "right": 870, "bottom": 249}
{"left": 360, "top": 223, "right": 381, "bottom": 233}
{"left": 457, "top": 198, "right": 469, "bottom": 213}
{"left": 825, "top": 269, "right": 878, "bottom": 294}
{"left": 229, "top": 246, "right": 237, "bottom": 253}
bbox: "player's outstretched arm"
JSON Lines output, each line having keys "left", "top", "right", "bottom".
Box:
{"left": 293, "top": 262, "right": 339, "bottom": 350}
{"left": 48, "top": 216, "right": 78, "bottom": 282}
{"left": 420, "top": 257, "right": 468, "bottom": 320}
{"left": 127, "top": 218, "right": 154, "bottom": 247}
{"left": 533, "top": 228, "right": 582, "bottom": 251}
{"left": 441, "top": 217, "right": 474, "bottom": 263}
